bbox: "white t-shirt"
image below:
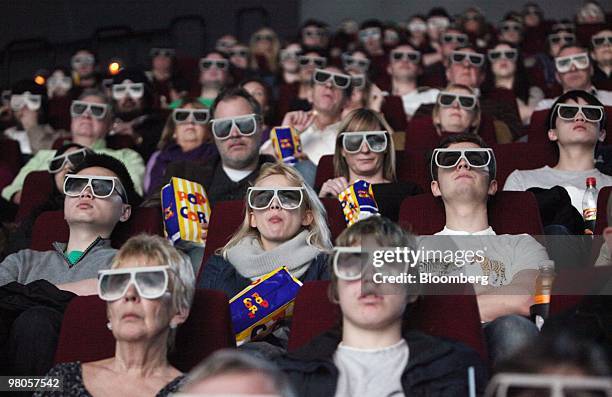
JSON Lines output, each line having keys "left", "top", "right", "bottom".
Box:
{"left": 299, "top": 121, "right": 342, "bottom": 166}
{"left": 333, "top": 339, "right": 408, "bottom": 397}
{"left": 221, "top": 165, "right": 254, "bottom": 182}
{"left": 416, "top": 227, "right": 549, "bottom": 287}
{"left": 401, "top": 88, "right": 440, "bottom": 118}
{"left": 504, "top": 166, "right": 612, "bottom": 213}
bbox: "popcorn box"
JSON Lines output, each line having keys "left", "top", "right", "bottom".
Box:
{"left": 270, "top": 126, "right": 302, "bottom": 165}
{"left": 161, "top": 177, "right": 211, "bottom": 247}
{"left": 229, "top": 267, "right": 303, "bottom": 346}
{"left": 338, "top": 180, "right": 379, "bottom": 227}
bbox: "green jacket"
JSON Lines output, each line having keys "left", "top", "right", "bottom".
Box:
{"left": 1, "top": 139, "right": 145, "bottom": 201}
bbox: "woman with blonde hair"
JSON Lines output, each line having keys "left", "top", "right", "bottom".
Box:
{"left": 144, "top": 98, "right": 217, "bottom": 196}
{"left": 249, "top": 28, "right": 281, "bottom": 74}
{"left": 38, "top": 234, "right": 195, "bottom": 396}
{"left": 200, "top": 162, "right": 331, "bottom": 299}
{"left": 319, "top": 108, "right": 420, "bottom": 220}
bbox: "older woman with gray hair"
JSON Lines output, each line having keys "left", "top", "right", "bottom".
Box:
{"left": 176, "top": 349, "right": 296, "bottom": 396}
{"left": 36, "top": 234, "right": 195, "bottom": 397}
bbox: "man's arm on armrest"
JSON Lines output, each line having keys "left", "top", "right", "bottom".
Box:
{"left": 476, "top": 269, "right": 537, "bottom": 322}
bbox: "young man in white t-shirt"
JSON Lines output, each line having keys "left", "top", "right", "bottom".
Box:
{"left": 428, "top": 133, "right": 549, "bottom": 365}
{"left": 505, "top": 90, "right": 612, "bottom": 214}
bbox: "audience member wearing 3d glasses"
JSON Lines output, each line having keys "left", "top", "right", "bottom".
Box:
{"left": 200, "top": 163, "right": 331, "bottom": 354}
{"left": 0, "top": 153, "right": 138, "bottom": 376}
{"left": 200, "top": 162, "right": 331, "bottom": 292}
{"left": 590, "top": 28, "right": 612, "bottom": 91}
{"left": 38, "top": 234, "right": 195, "bottom": 397}
{"left": 4, "top": 79, "right": 62, "bottom": 157}
{"left": 2, "top": 89, "right": 146, "bottom": 205}
{"left": 144, "top": 98, "right": 217, "bottom": 196}
{"left": 276, "top": 215, "right": 487, "bottom": 396}
{"left": 198, "top": 52, "right": 231, "bottom": 108}
{"left": 486, "top": 41, "right": 545, "bottom": 126}
{"left": 319, "top": 108, "right": 421, "bottom": 220}
{"left": 431, "top": 84, "right": 482, "bottom": 138}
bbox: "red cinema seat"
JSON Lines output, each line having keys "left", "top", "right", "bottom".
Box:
{"left": 320, "top": 197, "right": 347, "bottom": 241}
{"left": 549, "top": 266, "right": 612, "bottom": 316}
{"left": 288, "top": 281, "right": 487, "bottom": 361}
{"left": 0, "top": 138, "right": 22, "bottom": 176}
{"left": 315, "top": 151, "right": 431, "bottom": 193}
{"left": 381, "top": 95, "right": 408, "bottom": 132}
{"left": 405, "top": 115, "right": 498, "bottom": 151}
{"left": 398, "top": 191, "right": 544, "bottom": 235}
{"left": 200, "top": 200, "right": 245, "bottom": 276}
{"left": 0, "top": 165, "right": 14, "bottom": 192}
{"left": 30, "top": 208, "right": 164, "bottom": 251}
{"left": 594, "top": 186, "right": 612, "bottom": 235}
{"left": 528, "top": 107, "right": 612, "bottom": 145}
{"left": 54, "top": 290, "right": 235, "bottom": 372}
{"left": 491, "top": 143, "right": 558, "bottom": 188}
{"left": 15, "top": 171, "right": 55, "bottom": 222}
{"left": 396, "top": 149, "right": 431, "bottom": 192}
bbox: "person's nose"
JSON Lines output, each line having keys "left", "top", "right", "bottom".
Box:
{"left": 269, "top": 197, "right": 281, "bottom": 210}
{"left": 79, "top": 185, "right": 94, "bottom": 199}
{"left": 451, "top": 99, "right": 460, "bottom": 109}
{"left": 123, "top": 283, "right": 140, "bottom": 302}
{"left": 569, "top": 62, "right": 578, "bottom": 72}
{"left": 456, "top": 157, "right": 470, "bottom": 170}
{"left": 360, "top": 139, "right": 370, "bottom": 153}
{"left": 324, "top": 79, "right": 334, "bottom": 89}
{"left": 574, "top": 109, "right": 586, "bottom": 122}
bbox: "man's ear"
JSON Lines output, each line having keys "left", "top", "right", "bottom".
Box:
{"left": 555, "top": 71, "right": 561, "bottom": 84}
{"left": 548, "top": 128, "right": 558, "bottom": 142}
{"left": 598, "top": 128, "right": 606, "bottom": 143}
{"left": 431, "top": 180, "right": 442, "bottom": 197}
{"left": 386, "top": 63, "right": 393, "bottom": 76}
{"left": 445, "top": 67, "right": 452, "bottom": 83}
{"left": 249, "top": 211, "right": 257, "bottom": 228}
{"left": 119, "top": 204, "right": 132, "bottom": 222}
{"left": 302, "top": 209, "right": 314, "bottom": 226}
{"left": 488, "top": 179, "right": 498, "bottom": 196}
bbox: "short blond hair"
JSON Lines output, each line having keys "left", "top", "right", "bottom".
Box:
{"left": 110, "top": 234, "right": 195, "bottom": 348}
{"left": 432, "top": 83, "right": 481, "bottom": 135}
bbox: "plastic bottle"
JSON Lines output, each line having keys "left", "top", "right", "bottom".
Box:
{"left": 582, "top": 177, "right": 598, "bottom": 234}
{"left": 531, "top": 259, "right": 555, "bottom": 322}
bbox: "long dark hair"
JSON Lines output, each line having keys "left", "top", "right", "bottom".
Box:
{"left": 483, "top": 41, "right": 530, "bottom": 103}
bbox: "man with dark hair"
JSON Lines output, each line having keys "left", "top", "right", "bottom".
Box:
{"left": 148, "top": 87, "right": 273, "bottom": 206}
{"left": 385, "top": 43, "right": 439, "bottom": 119}
{"left": 590, "top": 28, "right": 612, "bottom": 91}
{"left": 299, "top": 19, "right": 329, "bottom": 51}
{"left": 421, "top": 26, "right": 468, "bottom": 88}
{"left": 506, "top": 90, "right": 612, "bottom": 214}
{"left": 536, "top": 45, "right": 612, "bottom": 110}
{"left": 198, "top": 51, "right": 231, "bottom": 107}
{"left": 110, "top": 69, "right": 165, "bottom": 160}
{"left": 427, "top": 132, "right": 548, "bottom": 365}
{"left": 0, "top": 153, "right": 136, "bottom": 375}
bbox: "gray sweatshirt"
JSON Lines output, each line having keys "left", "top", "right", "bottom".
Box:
{"left": 0, "top": 238, "right": 116, "bottom": 286}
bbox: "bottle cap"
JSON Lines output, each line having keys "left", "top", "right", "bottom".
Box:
{"left": 586, "top": 177, "right": 596, "bottom": 187}
{"left": 539, "top": 259, "right": 555, "bottom": 271}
